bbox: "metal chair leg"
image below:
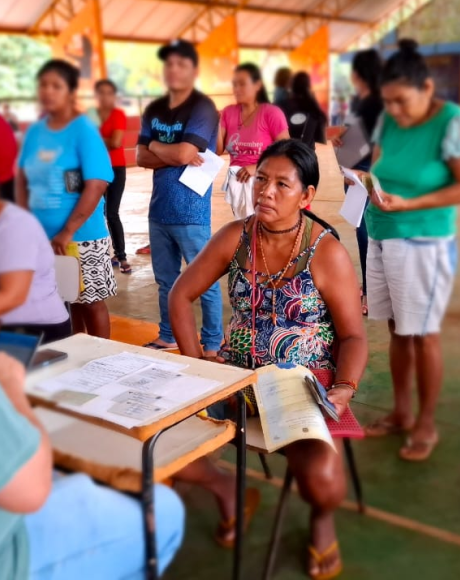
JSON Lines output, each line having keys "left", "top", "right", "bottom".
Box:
{"left": 262, "top": 467, "right": 294, "bottom": 580}
{"left": 343, "top": 437, "right": 365, "bottom": 513}
{"left": 258, "top": 453, "right": 273, "bottom": 480}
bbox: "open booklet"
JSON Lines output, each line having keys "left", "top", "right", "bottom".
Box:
{"left": 253, "top": 364, "right": 335, "bottom": 452}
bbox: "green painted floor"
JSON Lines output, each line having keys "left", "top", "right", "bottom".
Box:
{"left": 164, "top": 482, "right": 460, "bottom": 580}
{"left": 112, "top": 162, "right": 460, "bottom": 579}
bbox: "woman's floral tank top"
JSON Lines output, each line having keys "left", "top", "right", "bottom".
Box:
{"left": 223, "top": 216, "right": 336, "bottom": 372}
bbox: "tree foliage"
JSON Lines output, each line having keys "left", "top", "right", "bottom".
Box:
{"left": 0, "top": 35, "right": 51, "bottom": 98}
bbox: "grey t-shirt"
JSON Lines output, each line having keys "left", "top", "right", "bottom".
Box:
{"left": 0, "top": 203, "right": 68, "bottom": 325}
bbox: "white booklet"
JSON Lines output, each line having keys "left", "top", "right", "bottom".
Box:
{"left": 253, "top": 364, "right": 335, "bottom": 453}
{"left": 179, "top": 149, "right": 225, "bottom": 196}
{"left": 339, "top": 166, "right": 369, "bottom": 228}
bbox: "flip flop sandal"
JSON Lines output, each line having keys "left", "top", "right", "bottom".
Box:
{"left": 120, "top": 264, "right": 132, "bottom": 274}
{"left": 216, "top": 488, "right": 261, "bottom": 549}
{"left": 143, "top": 341, "right": 178, "bottom": 351}
{"left": 308, "top": 540, "right": 343, "bottom": 580}
{"left": 365, "top": 417, "right": 414, "bottom": 438}
{"left": 111, "top": 257, "right": 120, "bottom": 267}
{"left": 136, "top": 245, "right": 151, "bottom": 255}
{"left": 399, "top": 434, "right": 439, "bottom": 462}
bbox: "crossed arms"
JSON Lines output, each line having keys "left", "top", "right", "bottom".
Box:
{"left": 136, "top": 141, "right": 202, "bottom": 170}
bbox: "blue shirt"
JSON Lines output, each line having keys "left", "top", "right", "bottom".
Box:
{"left": 19, "top": 116, "right": 113, "bottom": 242}
{"left": 138, "top": 90, "right": 219, "bottom": 225}
{"left": 0, "top": 387, "right": 40, "bottom": 580}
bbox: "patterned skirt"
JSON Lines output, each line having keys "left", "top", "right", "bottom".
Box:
{"left": 74, "top": 237, "right": 117, "bottom": 304}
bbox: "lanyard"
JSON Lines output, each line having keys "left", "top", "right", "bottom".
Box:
{"left": 250, "top": 217, "right": 258, "bottom": 371}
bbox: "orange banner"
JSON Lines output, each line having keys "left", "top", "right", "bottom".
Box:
{"left": 197, "top": 15, "right": 238, "bottom": 108}
{"left": 52, "top": 0, "right": 106, "bottom": 93}
{"left": 289, "top": 26, "right": 329, "bottom": 113}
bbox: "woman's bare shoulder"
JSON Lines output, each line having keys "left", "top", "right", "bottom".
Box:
{"left": 211, "top": 218, "right": 248, "bottom": 257}
{"left": 310, "top": 222, "right": 351, "bottom": 270}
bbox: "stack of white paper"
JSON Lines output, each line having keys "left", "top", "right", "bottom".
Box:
{"left": 36, "top": 352, "right": 223, "bottom": 429}
{"left": 339, "top": 167, "right": 369, "bottom": 228}
{"left": 179, "top": 149, "right": 225, "bottom": 197}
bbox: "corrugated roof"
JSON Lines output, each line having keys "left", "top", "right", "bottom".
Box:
{"left": 0, "top": 0, "right": 430, "bottom": 52}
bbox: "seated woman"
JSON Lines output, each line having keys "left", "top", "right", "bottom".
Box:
{"left": 0, "top": 199, "right": 71, "bottom": 343}
{"left": 0, "top": 353, "right": 184, "bottom": 579}
{"left": 169, "top": 140, "right": 367, "bottom": 579}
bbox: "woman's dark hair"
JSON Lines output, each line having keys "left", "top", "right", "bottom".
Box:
{"left": 94, "top": 79, "right": 118, "bottom": 93}
{"left": 256, "top": 139, "right": 320, "bottom": 189}
{"left": 291, "top": 72, "right": 327, "bottom": 121}
{"left": 37, "top": 59, "right": 80, "bottom": 91}
{"left": 256, "top": 139, "right": 339, "bottom": 238}
{"left": 352, "top": 49, "right": 382, "bottom": 94}
{"left": 274, "top": 67, "right": 292, "bottom": 89}
{"left": 235, "top": 63, "right": 270, "bottom": 104}
{"left": 381, "top": 39, "right": 430, "bottom": 89}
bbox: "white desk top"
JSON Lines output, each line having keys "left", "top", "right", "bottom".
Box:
{"left": 27, "top": 334, "right": 255, "bottom": 441}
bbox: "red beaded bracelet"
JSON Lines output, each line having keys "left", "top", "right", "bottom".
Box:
{"left": 331, "top": 380, "right": 358, "bottom": 397}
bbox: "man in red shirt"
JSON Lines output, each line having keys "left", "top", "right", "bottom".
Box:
{"left": 94, "top": 80, "right": 131, "bottom": 273}
{"left": 0, "top": 114, "right": 18, "bottom": 202}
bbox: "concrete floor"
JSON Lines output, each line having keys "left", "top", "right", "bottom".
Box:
{"left": 108, "top": 145, "right": 460, "bottom": 580}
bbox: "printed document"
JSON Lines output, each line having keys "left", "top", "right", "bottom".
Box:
{"left": 179, "top": 149, "right": 225, "bottom": 196}
{"left": 339, "top": 167, "right": 369, "bottom": 228}
{"left": 253, "top": 365, "right": 334, "bottom": 452}
{"left": 35, "top": 352, "right": 223, "bottom": 429}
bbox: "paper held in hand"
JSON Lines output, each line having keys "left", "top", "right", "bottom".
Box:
{"left": 252, "top": 364, "right": 335, "bottom": 453}
{"left": 339, "top": 166, "right": 369, "bottom": 228}
{"left": 179, "top": 149, "right": 225, "bottom": 196}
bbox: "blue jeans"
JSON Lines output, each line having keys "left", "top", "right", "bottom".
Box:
{"left": 25, "top": 474, "right": 185, "bottom": 579}
{"left": 149, "top": 222, "right": 223, "bottom": 351}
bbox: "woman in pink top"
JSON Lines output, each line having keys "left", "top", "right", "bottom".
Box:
{"left": 218, "top": 63, "right": 289, "bottom": 217}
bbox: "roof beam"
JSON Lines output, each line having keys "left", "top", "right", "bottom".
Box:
{"left": 144, "top": 0, "right": 367, "bottom": 25}
{"left": 174, "top": 0, "right": 250, "bottom": 44}
{"left": 266, "top": 0, "right": 363, "bottom": 50}
{"left": 0, "top": 27, "right": 312, "bottom": 51}
{"left": 339, "top": 0, "right": 432, "bottom": 51}
{"left": 28, "top": 0, "right": 78, "bottom": 34}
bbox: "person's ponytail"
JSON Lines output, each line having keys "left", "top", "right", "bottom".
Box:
{"left": 381, "top": 38, "right": 430, "bottom": 89}
{"left": 256, "top": 85, "right": 270, "bottom": 104}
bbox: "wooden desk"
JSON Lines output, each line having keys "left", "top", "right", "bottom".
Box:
{"left": 27, "top": 334, "right": 256, "bottom": 580}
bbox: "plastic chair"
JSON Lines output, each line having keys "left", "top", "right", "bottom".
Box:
{"left": 54, "top": 255, "right": 80, "bottom": 303}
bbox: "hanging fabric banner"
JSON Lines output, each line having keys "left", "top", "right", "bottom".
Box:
{"left": 197, "top": 15, "right": 239, "bottom": 109}
{"left": 289, "top": 26, "right": 329, "bottom": 114}
{"left": 52, "top": 0, "right": 106, "bottom": 93}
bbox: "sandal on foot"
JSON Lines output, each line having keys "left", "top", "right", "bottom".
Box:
{"left": 120, "top": 263, "right": 132, "bottom": 274}
{"left": 308, "top": 541, "right": 343, "bottom": 580}
{"left": 111, "top": 257, "right": 120, "bottom": 267}
{"left": 365, "top": 417, "right": 413, "bottom": 438}
{"left": 216, "top": 488, "right": 260, "bottom": 549}
{"left": 399, "top": 434, "right": 439, "bottom": 462}
{"left": 136, "top": 245, "right": 151, "bottom": 255}
{"left": 143, "top": 341, "right": 178, "bottom": 351}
